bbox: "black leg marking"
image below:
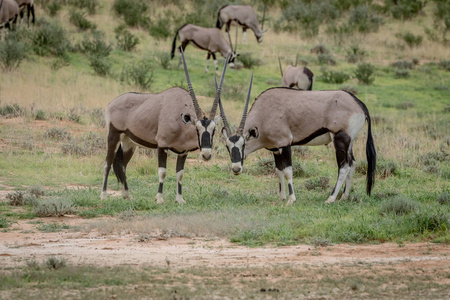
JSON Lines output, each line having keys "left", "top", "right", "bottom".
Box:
{"left": 158, "top": 182, "right": 163, "bottom": 194}
{"left": 288, "top": 183, "right": 293, "bottom": 196}
{"left": 157, "top": 148, "right": 168, "bottom": 169}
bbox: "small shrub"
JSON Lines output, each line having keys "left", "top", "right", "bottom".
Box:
{"left": 354, "top": 63, "right": 375, "bottom": 85}
{"left": 317, "top": 53, "right": 336, "bottom": 66}
{"left": 397, "top": 32, "right": 423, "bottom": 48}
{"left": 390, "top": 0, "right": 426, "bottom": 20}
{"left": 377, "top": 159, "right": 399, "bottom": 178}
{"left": 31, "top": 20, "right": 70, "bottom": 58}
{"left": 0, "top": 103, "right": 26, "bottom": 117}
{"left": 115, "top": 25, "right": 139, "bottom": 51}
{"left": 437, "top": 191, "right": 450, "bottom": 205}
{"left": 380, "top": 195, "right": 418, "bottom": 216}
{"left": 88, "top": 55, "right": 111, "bottom": 76}
{"left": 46, "top": 257, "right": 67, "bottom": 270}
{"left": 69, "top": 10, "right": 96, "bottom": 31}
{"left": 346, "top": 45, "right": 366, "bottom": 63}
{"left": 89, "top": 108, "right": 105, "bottom": 127}
{"left": 45, "top": 1, "right": 62, "bottom": 17}
{"left": 310, "top": 44, "right": 329, "bottom": 54}
{"left": 394, "top": 69, "right": 410, "bottom": 78}
{"left": 0, "top": 217, "right": 11, "bottom": 228}
{"left": 391, "top": 60, "right": 414, "bottom": 69}
{"left": 44, "top": 128, "right": 72, "bottom": 141}
{"left": 120, "top": 59, "right": 154, "bottom": 91}
{"left": 348, "top": 5, "right": 383, "bottom": 33}
{"left": 321, "top": 69, "right": 350, "bottom": 84}
{"left": 149, "top": 17, "right": 172, "bottom": 40}
{"left": 61, "top": 131, "right": 104, "bottom": 156}
{"left": 304, "top": 177, "right": 329, "bottom": 191}
{"left": 439, "top": 60, "right": 450, "bottom": 71}
{"left": 155, "top": 51, "right": 171, "bottom": 69}
{"left": 34, "top": 109, "right": 46, "bottom": 120}
{"left": 0, "top": 34, "right": 27, "bottom": 71}
{"left": 6, "top": 191, "right": 38, "bottom": 206}
{"left": 113, "top": 0, "right": 150, "bottom": 28}
{"left": 80, "top": 31, "right": 112, "bottom": 57}
{"left": 237, "top": 53, "right": 262, "bottom": 69}
{"left": 33, "top": 198, "right": 76, "bottom": 217}
{"left": 67, "top": 0, "right": 99, "bottom": 15}
{"left": 68, "top": 108, "right": 81, "bottom": 123}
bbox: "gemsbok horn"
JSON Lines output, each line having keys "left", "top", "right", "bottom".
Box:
{"left": 216, "top": 4, "right": 267, "bottom": 44}
{"left": 278, "top": 56, "right": 314, "bottom": 91}
{"left": 101, "top": 49, "right": 230, "bottom": 204}
{"left": 219, "top": 83, "right": 376, "bottom": 205}
{"left": 171, "top": 23, "right": 238, "bottom": 73}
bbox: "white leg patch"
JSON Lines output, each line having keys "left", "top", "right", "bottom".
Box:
{"left": 155, "top": 193, "right": 164, "bottom": 204}
{"left": 276, "top": 169, "right": 286, "bottom": 200}
{"left": 326, "top": 165, "right": 351, "bottom": 204}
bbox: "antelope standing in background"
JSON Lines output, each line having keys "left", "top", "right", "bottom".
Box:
{"left": 279, "top": 56, "right": 314, "bottom": 90}
{"left": 216, "top": 4, "right": 266, "bottom": 44}
{"left": 219, "top": 82, "right": 376, "bottom": 205}
{"left": 0, "top": 0, "right": 19, "bottom": 39}
{"left": 14, "top": 0, "right": 34, "bottom": 27}
{"left": 101, "top": 50, "right": 229, "bottom": 204}
{"left": 171, "top": 24, "right": 237, "bottom": 73}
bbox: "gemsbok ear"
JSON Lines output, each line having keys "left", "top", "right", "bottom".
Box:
{"left": 181, "top": 113, "right": 193, "bottom": 124}
{"left": 221, "top": 127, "right": 229, "bottom": 139}
{"left": 247, "top": 127, "right": 259, "bottom": 140}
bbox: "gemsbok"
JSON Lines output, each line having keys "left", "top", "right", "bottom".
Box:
{"left": 171, "top": 24, "right": 237, "bottom": 73}
{"left": 101, "top": 50, "right": 229, "bottom": 204}
{"left": 0, "top": 0, "right": 19, "bottom": 39}
{"left": 14, "top": 0, "right": 34, "bottom": 27}
{"left": 278, "top": 56, "right": 314, "bottom": 90}
{"left": 216, "top": 4, "right": 266, "bottom": 44}
{"left": 219, "top": 81, "right": 376, "bottom": 205}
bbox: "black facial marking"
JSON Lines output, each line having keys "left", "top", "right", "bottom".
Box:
{"left": 231, "top": 147, "right": 241, "bottom": 163}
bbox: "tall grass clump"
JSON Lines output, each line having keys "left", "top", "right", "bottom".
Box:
{"left": 31, "top": 20, "right": 70, "bottom": 58}
{"left": 379, "top": 195, "right": 418, "bottom": 216}
{"left": 33, "top": 198, "right": 76, "bottom": 217}
{"left": 238, "top": 53, "right": 262, "bottom": 69}
{"left": 120, "top": 59, "right": 154, "bottom": 90}
{"left": 354, "top": 62, "right": 375, "bottom": 85}
{"left": 115, "top": 25, "right": 139, "bottom": 51}
{"left": 113, "top": 0, "right": 150, "bottom": 28}
{"left": 0, "top": 34, "right": 27, "bottom": 71}
{"left": 69, "top": 10, "right": 97, "bottom": 31}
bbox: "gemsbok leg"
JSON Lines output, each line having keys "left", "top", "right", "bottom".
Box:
{"left": 155, "top": 148, "right": 168, "bottom": 204}
{"left": 119, "top": 135, "right": 137, "bottom": 199}
{"left": 326, "top": 131, "right": 352, "bottom": 204}
{"left": 175, "top": 153, "right": 188, "bottom": 204}
{"left": 101, "top": 129, "right": 121, "bottom": 200}
{"left": 273, "top": 146, "right": 296, "bottom": 205}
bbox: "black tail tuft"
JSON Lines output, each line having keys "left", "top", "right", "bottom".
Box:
{"left": 113, "top": 144, "right": 126, "bottom": 185}
{"left": 365, "top": 116, "right": 376, "bottom": 195}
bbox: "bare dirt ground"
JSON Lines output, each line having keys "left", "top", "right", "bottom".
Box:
{"left": 1, "top": 215, "right": 449, "bottom": 274}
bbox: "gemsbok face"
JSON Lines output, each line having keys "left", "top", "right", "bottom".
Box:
{"left": 220, "top": 81, "right": 376, "bottom": 205}
{"left": 171, "top": 24, "right": 238, "bottom": 73}
{"left": 101, "top": 49, "right": 229, "bottom": 204}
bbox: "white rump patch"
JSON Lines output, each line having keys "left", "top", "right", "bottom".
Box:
{"left": 348, "top": 113, "right": 366, "bottom": 139}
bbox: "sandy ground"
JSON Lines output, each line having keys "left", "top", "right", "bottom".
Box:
{"left": 1, "top": 216, "right": 449, "bottom": 273}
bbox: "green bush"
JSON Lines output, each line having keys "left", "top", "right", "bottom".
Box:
{"left": 320, "top": 69, "right": 350, "bottom": 84}
{"left": 88, "top": 55, "right": 111, "bottom": 76}
{"left": 394, "top": 69, "right": 410, "bottom": 79}
{"left": 45, "top": 1, "right": 62, "bottom": 17}
{"left": 237, "top": 53, "right": 262, "bottom": 69}
{"left": 69, "top": 10, "right": 97, "bottom": 31}
{"left": 44, "top": 128, "right": 72, "bottom": 141}
{"left": 304, "top": 176, "right": 329, "bottom": 191}
{"left": 412, "top": 210, "right": 449, "bottom": 232}
{"left": 389, "top": 0, "right": 426, "bottom": 20}
{"left": 6, "top": 191, "right": 38, "bottom": 206}
{"left": 391, "top": 60, "right": 414, "bottom": 69}
{"left": 317, "top": 53, "right": 336, "bottom": 65}
{"left": 439, "top": 60, "right": 450, "bottom": 71}
{"left": 67, "top": 0, "right": 99, "bottom": 15}
{"left": 33, "top": 198, "right": 76, "bottom": 217}
{"left": 46, "top": 257, "right": 67, "bottom": 270}
{"left": 397, "top": 32, "right": 423, "bottom": 48}
{"left": 155, "top": 51, "right": 171, "bottom": 70}
{"left": 346, "top": 45, "right": 366, "bottom": 63}
{"left": 432, "top": 0, "right": 450, "bottom": 39}
{"left": 113, "top": 0, "right": 150, "bottom": 28}
{"left": 0, "top": 103, "right": 26, "bottom": 117}
{"left": 120, "top": 59, "right": 154, "bottom": 90}
{"left": 348, "top": 5, "right": 383, "bottom": 33}
{"left": 80, "top": 31, "right": 112, "bottom": 57}
{"left": 0, "top": 34, "right": 27, "bottom": 71}
{"left": 31, "top": 20, "right": 70, "bottom": 58}
{"left": 310, "top": 44, "right": 329, "bottom": 54}
{"left": 149, "top": 17, "right": 172, "bottom": 40}
{"left": 354, "top": 62, "right": 375, "bottom": 85}
{"left": 115, "top": 25, "right": 139, "bottom": 51}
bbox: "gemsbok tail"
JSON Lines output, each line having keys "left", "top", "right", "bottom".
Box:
{"left": 216, "top": 5, "right": 227, "bottom": 28}
{"left": 113, "top": 144, "right": 126, "bottom": 185}
{"left": 170, "top": 29, "right": 179, "bottom": 60}
{"left": 347, "top": 92, "right": 376, "bottom": 195}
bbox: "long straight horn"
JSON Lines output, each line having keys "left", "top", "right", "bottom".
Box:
{"left": 181, "top": 48, "right": 202, "bottom": 119}
{"left": 210, "top": 54, "right": 230, "bottom": 119}
{"left": 278, "top": 56, "right": 283, "bottom": 78}
{"left": 227, "top": 31, "right": 233, "bottom": 53}
{"left": 217, "top": 80, "right": 232, "bottom": 137}
{"left": 237, "top": 73, "right": 253, "bottom": 135}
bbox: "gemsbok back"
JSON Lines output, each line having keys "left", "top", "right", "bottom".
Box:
{"left": 219, "top": 81, "right": 376, "bottom": 205}
{"left": 278, "top": 56, "right": 314, "bottom": 90}
{"left": 171, "top": 24, "right": 237, "bottom": 73}
{"left": 216, "top": 4, "right": 266, "bottom": 44}
{"left": 101, "top": 50, "right": 229, "bottom": 204}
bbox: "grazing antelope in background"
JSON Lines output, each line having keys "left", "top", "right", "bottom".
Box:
{"left": 0, "top": 0, "right": 19, "bottom": 39}
{"left": 14, "top": 0, "right": 34, "bottom": 27}
{"left": 278, "top": 56, "right": 314, "bottom": 90}
{"left": 219, "top": 82, "right": 376, "bottom": 205}
{"left": 216, "top": 4, "right": 266, "bottom": 44}
{"left": 101, "top": 50, "right": 229, "bottom": 204}
{"left": 171, "top": 24, "right": 237, "bottom": 73}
